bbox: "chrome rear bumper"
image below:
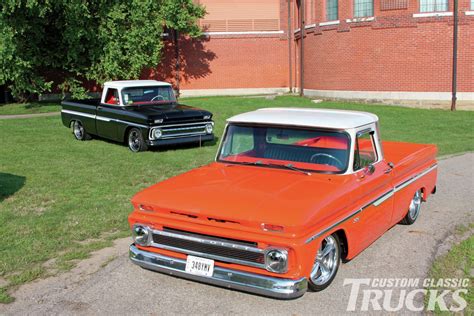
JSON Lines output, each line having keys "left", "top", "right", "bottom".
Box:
{"left": 129, "top": 244, "right": 307, "bottom": 299}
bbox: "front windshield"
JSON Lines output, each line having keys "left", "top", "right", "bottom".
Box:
{"left": 122, "top": 86, "right": 176, "bottom": 105}
{"left": 218, "top": 124, "right": 350, "bottom": 174}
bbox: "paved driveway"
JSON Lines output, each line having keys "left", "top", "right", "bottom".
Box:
{"left": 1, "top": 153, "right": 473, "bottom": 315}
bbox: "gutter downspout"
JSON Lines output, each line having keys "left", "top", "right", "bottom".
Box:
{"left": 288, "top": 0, "right": 293, "bottom": 93}
{"left": 299, "top": 0, "right": 305, "bottom": 97}
{"left": 174, "top": 30, "right": 181, "bottom": 97}
{"left": 451, "top": 0, "right": 458, "bottom": 111}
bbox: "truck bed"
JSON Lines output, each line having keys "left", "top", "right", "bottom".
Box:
{"left": 383, "top": 140, "right": 437, "bottom": 187}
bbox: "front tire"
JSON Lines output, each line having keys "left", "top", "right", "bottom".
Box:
{"left": 72, "top": 120, "right": 91, "bottom": 141}
{"left": 127, "top": 128, "right": 148, "bottom": 152}
{"left": 400, "top": 190, "right": 422, "bottom": 225}
{"left": 308, "top": 234, "right": 341, "bottom": 292}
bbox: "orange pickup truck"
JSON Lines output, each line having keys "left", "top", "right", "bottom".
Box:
{"left": 128, "top": 108, "right": 437, "bottom": 299}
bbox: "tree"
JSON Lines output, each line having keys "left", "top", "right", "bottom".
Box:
{"left": 0, "top": 0, "right": 205, "bottom": 101}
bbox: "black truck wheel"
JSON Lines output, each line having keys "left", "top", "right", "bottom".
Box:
{"left": 127, "top": 128, "right": 148, "bottom": 152}
{"left": 72, "top": 120, "right": 91, "bottom": 141}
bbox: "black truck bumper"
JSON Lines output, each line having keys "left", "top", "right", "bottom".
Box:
{"left": 146, "top": 134, "right": 214, "bottom": 147}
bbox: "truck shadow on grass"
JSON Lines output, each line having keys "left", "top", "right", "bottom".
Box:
{"left": 0, "top": 173, "right": 26, "bottom": 202}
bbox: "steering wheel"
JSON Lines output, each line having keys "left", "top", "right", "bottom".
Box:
{"left": 310, "top": 153, "right": 344, "bottom": 169}
{"left": 151, "top": 95, "right": 165, "bottom": 101}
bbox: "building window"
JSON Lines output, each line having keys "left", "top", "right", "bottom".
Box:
{"left": 471, "top": 0, "right": 474, "bottom": 9}
{"left": 354, "top": 0, "right": 374, "bottom": 17}
{"left": 326, "top": 0, "right": 338, "bottom": 20}
{"left": 420, "top": 0, "right": 448, "bottom": 12}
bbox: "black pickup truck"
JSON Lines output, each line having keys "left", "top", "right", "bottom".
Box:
{"left": 61, "top": 80, "right": 214, "bottom": 152}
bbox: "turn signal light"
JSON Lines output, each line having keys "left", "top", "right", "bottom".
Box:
{"left": 261, "top": 223, "right": 284, "bottom": 232}
{"left": 138, "top": 204, "right": 154, "bottom": 212}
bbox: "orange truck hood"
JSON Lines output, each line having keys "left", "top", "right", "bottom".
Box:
{"left": 131, "top": 163, "right": 353, "bottom": 234}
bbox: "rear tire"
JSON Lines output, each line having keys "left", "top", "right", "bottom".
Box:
{"left": 72, "top": 121, "right": 91, "bottom": 141}
{"left": 400, "top": 190, "right": 422, "bottom": 225}
{"left": 308, "top": 234, "right": 341, "bottom": 292}
{"left": 127, "top": 128, "right": 148, "bottom": 152}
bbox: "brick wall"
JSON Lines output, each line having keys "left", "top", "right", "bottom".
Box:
{"left": 302, "top": 0, "right": 474, "bottom": 93}
{"left": 143, "top": 0, "right": 473, "bottom": 97}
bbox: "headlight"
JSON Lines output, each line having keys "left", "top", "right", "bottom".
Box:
{"left": 205, "top": 123, "right": 213, "bottom": 134}
{"left": 204, "top": 115, "right": 211, "bottom": 120}
{"left": 264, "top": 248, "right": 288, "bottom": 273}
{"left": 153, "top": 129, "right": 162, "bottom": 139}
{"left": 132, "top": 225, "right": 150, "bottom": 246}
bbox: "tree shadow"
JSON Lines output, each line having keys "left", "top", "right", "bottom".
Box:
{"left": 0, "top": 173, "right": 26, "bottom": 202}
{"left": 144, "top": 36, "right": 217, "bottom": 89}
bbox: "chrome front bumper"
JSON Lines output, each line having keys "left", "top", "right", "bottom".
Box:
{"left": 129, "top": 244, "right": 307, "bottom": 299}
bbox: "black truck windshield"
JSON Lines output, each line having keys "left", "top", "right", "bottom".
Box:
{"left": 122, "top": 86, "right": 176, "bottom": 105}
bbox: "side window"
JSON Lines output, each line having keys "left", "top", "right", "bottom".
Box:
{"left": 353, "top": 131, "right": 377, "bottom": 170}
{"left": 105, "top": 88, "right": 119, "bottom": 105}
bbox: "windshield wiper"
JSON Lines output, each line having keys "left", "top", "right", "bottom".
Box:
{"left": 264, "top": 162, "right": 312, "bottom": 176}
{"left": 226, "top": 160, "right": 311, "bottom": 176}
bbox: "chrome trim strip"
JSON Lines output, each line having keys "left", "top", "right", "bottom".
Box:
{"left": 62, "top": 109, "right": 148, "bottom": 128}
{"left": 61, "top": 109, "right": 96, "bottom": 119}
{"left": 394, "top": 164, "right": 437, "bottom": 192}
{"left": 163, "top": 125, "right": 207, "bottom": 132}
{"left": 113, "top": 118, "right": 148, "bottom": 128}
{"left": 158, "top": 121, "right": 214, "bottom": 128}
{"left": 364, "top": 190, "right": 394, "bottom": 208}
{"left": 95, "top": 116, "right": 111, "bottom": 122}
{"left": 152, "top": 229, "right": 264, "bottom": 253}
{"left": 305, "top": 164, "right": 437, "bottom": 244}
{"left": 129, "top": 244, "right": 307, "bottom": 299}
{"left": 305, "top": 208, "right": 362, "bottom": 244}
{"left": 161, "top": 132, "right": 208, "bottom": 139}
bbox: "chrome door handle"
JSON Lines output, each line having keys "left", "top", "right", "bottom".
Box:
{"left": 384, "top": 168, "right": 393, "bottom": 174}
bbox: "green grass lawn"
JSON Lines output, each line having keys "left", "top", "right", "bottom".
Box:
{"left": 425, "top": 224, "right": 473, "bottom": 314}
{"left": 0, "top": 95, "right": 473, "bottom": 303}
{"left": 0, "top": 102, "right": 60, "bottom": 115}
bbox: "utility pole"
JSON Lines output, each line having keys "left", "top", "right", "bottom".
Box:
{"left": 451, "top": 0, "right": 458, "bottom": 111}
{"left": 299, "top": 0, "right": 305, "bottom": 97}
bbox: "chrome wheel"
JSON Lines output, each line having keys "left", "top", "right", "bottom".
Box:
{"left": 310, "top": 235, "right": 339, "bottom": 286}
{"left": 73, "top": 121, "right": 84, "bottom": 140}
{"left": 408, "top": 190, "right": 422, "bottom": 220}
{"left": 128, "top": 130, "right": 141, "bottom": 152}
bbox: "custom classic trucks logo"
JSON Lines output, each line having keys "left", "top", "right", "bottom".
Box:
{"left": 344, "top": 278, "right": 470, "bottom": 312}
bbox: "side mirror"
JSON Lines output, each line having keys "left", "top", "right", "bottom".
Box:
{"left": 359, "top": 164, "right": 375, "bottom": 178}
{"left": 365, "top": 164, "right": 375, "bottom": 175}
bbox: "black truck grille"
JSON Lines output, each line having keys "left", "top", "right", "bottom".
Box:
{"left": 161, "top": 123, "right": 208, "bottom": 139}
{"left": 151, "top": 228, "right": 265, "bottom": 268}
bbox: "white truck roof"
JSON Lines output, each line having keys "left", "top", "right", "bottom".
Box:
{"left": 227, "top": 108, "right": 379, "bottom": 129}
{"left": 103, "top": 80, "right": 171, "bottom": 89}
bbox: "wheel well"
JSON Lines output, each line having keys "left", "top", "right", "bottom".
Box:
{"left": 420, "top": 187, "right": 426, "bottom": 201}
{"left": 124, "top": 126, "right": 134, "bottom": 143}
{"left": 333, "top": 229, "right": 348, "bottom": 261}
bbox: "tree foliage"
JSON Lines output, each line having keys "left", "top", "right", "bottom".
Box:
{"left": 0, "top": 0, "right": 205, "bottom": 100}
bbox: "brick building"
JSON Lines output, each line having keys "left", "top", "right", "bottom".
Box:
{"left": 152, "top": 0, "right": 473, "bottom": 106}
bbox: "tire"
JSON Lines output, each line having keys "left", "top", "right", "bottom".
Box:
{"left": 72, "top": 120, "right": 91, "bottom": 141}
{"left": 127, "top": 128, "right": 148, "bottom": 152}
{"left": 400, "top": 190, "right": 422, "bottom": 225}
{"left": 308, "top": 233, "right": 341, "bottom": 292}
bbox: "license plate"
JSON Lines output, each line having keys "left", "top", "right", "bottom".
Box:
{"left": 185, "top": 255, "right": 214, "bottom": 277}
